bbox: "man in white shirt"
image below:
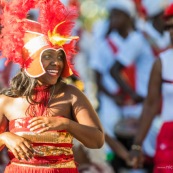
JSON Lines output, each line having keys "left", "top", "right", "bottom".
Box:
{"left": 90, "top": 0, "right": 154, "bottom": 172}
{"left": 137, "top": 0, "right": 171, "bottom": 58}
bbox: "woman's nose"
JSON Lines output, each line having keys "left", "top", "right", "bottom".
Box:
{"left": 50, "top": 59, "right": 59, "bottom": 66}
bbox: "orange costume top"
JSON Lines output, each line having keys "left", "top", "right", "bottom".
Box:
{"left": 5, "top": 117, "right": 79, "bottom": 173}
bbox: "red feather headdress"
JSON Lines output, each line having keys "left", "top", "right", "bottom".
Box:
{"left": 0, "top": 0, "right": 79, "bottom": 78}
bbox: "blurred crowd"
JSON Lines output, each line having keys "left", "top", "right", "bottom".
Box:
{"left": 1, "top": 0, "right": 173, "bottom": 173}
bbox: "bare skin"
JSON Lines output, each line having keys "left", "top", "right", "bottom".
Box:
{"left": 0, "top": 49, "right": 104, "bottom": 161}
{"left": 105, "top": 134, "right": 129, "bottom": 163}
{"left": 127, "top": 58, "right": 162, "bottom": 168}
{"left": 127, "top": 16, "right": 173, "bottom": 169}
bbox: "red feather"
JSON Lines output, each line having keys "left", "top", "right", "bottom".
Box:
{"left": 0, "top": 0, "right": 36, "bottom": 68}
{"left": 38, "top": 0, "right": 78, "bottom": 35}
{"left": 63, "top": 39, "right": 79, "bottom": 76}
{"left": 38, "top": 0, "right": 79, "bottom": 76}
{"left": 0, "top": 0, "right": 79, "bottom": 75}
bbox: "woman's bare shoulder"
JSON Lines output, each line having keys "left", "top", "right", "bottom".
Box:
{"left": 0, "top": 94, "right": 10, "bottom": 105}
{"left": 0, "top": 94, "right": 12, "bottom": 116}
{"left": 0, "top": 94, "right": 18, "bottom": 107}
{"left": 64, "top": 83, "right": 84, "bottom": 95}
{"left": 58, "top": 80, "right": 82, "bottom": 94}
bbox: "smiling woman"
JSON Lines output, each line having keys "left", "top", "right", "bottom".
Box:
{"left": 0, "top": 0, "right": 104, "bottom": 173}
{"left": 39, "top": 49, "right": 65, "bottom": 85}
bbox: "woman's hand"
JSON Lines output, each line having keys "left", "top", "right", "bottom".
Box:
{"left": 28, "top": 116, "right": 70, "bottom": 133}
{"left": 127, "top": 149, "right": 145, "bottom": 169}
{"left": 0, "top": 132, "right": 34, "bottom": 160}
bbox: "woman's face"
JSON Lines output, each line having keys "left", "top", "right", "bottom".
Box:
{"left": 37, "top": 49, "right": 65, "bottom": 85}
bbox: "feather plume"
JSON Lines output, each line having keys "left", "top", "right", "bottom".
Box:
{"left": 37, "top": 0, "right": 79, "bottom": 76}
{"left": 63, "top": 39, "right": 79, "bottom": 76}
{"left": 0, "top": 0, "right": 79, "bottom": 76}
{"left": 0, "top": 0, "right": 36, "bottom": 68}
{"left": 38, "top": 0, "right": 78, "bottom": 35}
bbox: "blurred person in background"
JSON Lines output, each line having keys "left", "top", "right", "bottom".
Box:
{"left": 109, "top": 1, "right": 155, "bottom": 119}
{"left": 89, "top": 0, "right": 148, "bottom": 172}
{"left": 128, "top": 3, "right": 173, "bottom": 173}
{"left": 107, "top": 0, "right": 156, "bottom": 172}
{"left": 74, "top": 19, "right": 99, "bottom": 111}
{"left": 131, "top": 0, "right": 172, "bottom": 168}
{"left": 137, "top": 0, "right": 171, "bottom": 58}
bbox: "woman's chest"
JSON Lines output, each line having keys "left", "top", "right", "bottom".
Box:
{"left": 4, "top": 97, "right": 73, "bottom": 120}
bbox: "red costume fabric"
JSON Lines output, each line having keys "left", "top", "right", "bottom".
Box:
{"left": 154, "top": 122, "right": 173, "bottom": 173}
{"left": 153, "top": 6, "right": 173, "bottom": 173}
{"left": 5, "top": 117, "right": 79, "bottom": 173}
{"left": 107, "top": 37, "right": 136, "bottom": 105}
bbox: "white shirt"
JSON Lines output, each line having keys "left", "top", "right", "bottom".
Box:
{"left": 137, "top": 19, "right": 171, "bottom": 50}
{"left": 160, "top": 49, "right": 173, "bottom": 121}
{"left": 90, "top": 31, "right": 123, "bottom": 94}
{"left": 116, "top": 30, "right": 155, "bottom": 97}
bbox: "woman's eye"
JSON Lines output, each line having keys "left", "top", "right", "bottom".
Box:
{"left": 57, "top": 55, "right": 64, "bottom": 61}
{"left": 44, "top": 55, "right": 51, "bottom": 59}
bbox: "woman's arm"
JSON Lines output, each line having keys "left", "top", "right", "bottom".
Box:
{"left": 128, "top": 58, "right": 162, "bottom": 168}
{"left": 133, "top": 58, "right": 162, "bottom": 146}
{"left": 105, "top": 133, "right": 129, "bottom": 161}
{"left": 0, "top": 95, "right": 34, "bottom": 160}
{"left": 67, "top": 85, "right": 104, "bottom": 149}
{"left": 0, "top": 95, "right": 9, "bottom": 150}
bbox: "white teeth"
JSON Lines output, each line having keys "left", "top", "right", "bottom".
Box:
{"left": 47, "top": 70, "right": 59, "bottom": 75}
{"left": 47, "top": 70, "right": 59, "bottom": 74}
{"left": 47, "top": 70, "right": 59, "bottom": 73}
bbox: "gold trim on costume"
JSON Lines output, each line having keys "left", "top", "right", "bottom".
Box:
{"left": 15, "top": 131, "right": 73, "bottom": 144}
{"left": 33, "top": 145, "right": 73, "bottom": 156}
{"left": 11, "top": 160, "right": 77, "bottom": 168}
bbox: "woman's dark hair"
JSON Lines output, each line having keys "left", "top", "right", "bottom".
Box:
{"left": 0, "top": 70, "right": 37, "bottom": 103}
{"left": 0, "top": 70, "right": 62, "bottom": 104}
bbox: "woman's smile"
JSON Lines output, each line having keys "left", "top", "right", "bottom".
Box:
{"left": 47, "top": 69, "right": 59, "bottom": 76}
